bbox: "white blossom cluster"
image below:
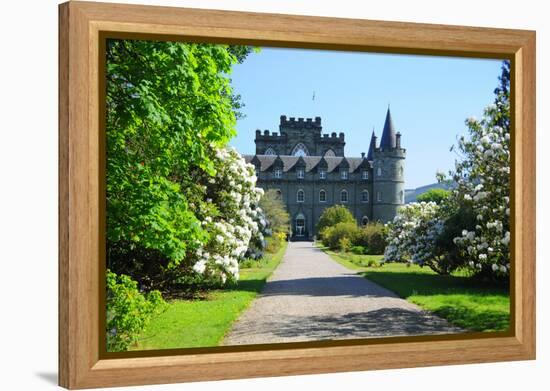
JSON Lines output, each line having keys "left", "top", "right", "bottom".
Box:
{"left": 190, "top": 146, "right": 264, "bottom": 283}
{"left": 384, "top": 202, "right": 443, "bottom": 266}
{"left": 448, "top": 101, "right": 511, "bottom": 275}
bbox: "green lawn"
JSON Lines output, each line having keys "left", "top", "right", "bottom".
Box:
{"left": 325, "top": 250, "right": 510, "bottom": 332}
{"left": 132, "top": 242, "right": 287, "bottom": 350}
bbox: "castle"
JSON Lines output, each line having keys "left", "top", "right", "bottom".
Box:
{"left": 244, "top": 108, "right": 406, "bottom": 240}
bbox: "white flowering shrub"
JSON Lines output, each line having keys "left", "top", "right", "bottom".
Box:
{"left": 187, "top": 146, "right": 264, "bottom": 284}
{"left": 447, "top": 111, "right": 510, "bottom": 275}
{"left": 384, "top": 202, "right": 446, "bottom": 272}
{"left": 443, "top": 61, "right": 511, "bottom": 277}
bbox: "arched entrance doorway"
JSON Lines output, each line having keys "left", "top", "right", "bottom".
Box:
{"left": 295, "top": 213, "right": 306, "bottom": 238}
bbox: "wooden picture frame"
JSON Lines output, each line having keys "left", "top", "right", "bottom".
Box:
{"left": 59, "top": 1, "right": 536, "bottom": 389}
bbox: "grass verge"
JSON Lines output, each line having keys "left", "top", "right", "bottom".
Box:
{"left": 132, "top": 241, "right": 288, "bottom": 350}
{"left": 325, "top": 250, "right": 510, "bottom": 332}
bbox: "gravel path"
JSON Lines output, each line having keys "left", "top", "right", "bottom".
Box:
{"left": 223, "top": 242, "right": 463, "bottom": 345}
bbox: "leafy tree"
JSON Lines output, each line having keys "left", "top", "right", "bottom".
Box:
{"left": 259, "top": 189, "right": 290, "bottom": 236}
{"left": 106, "top": 39, "right": 253, "bottom": 270}
{"left": 416, "top": 188, "right": 450, "bottom": 204}
{"left": 316, "top": 205, "right": 356, "bottom": 237}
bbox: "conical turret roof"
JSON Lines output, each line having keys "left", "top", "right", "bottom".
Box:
{"left": 380, "top": 107, "right": 396, "bottom": 149}
{"left": 366, "top": 129, "right": 376, "bottom": 161}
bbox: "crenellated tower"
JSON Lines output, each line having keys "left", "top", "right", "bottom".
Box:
{"left": 372, "top": 107, "right": 406, "bottom": 222}
{"left": 255, "top": 116, "right": 345, "bottom": 156}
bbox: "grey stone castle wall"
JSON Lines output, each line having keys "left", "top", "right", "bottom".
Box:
{"left": 256, "top": 170, "right": 373, "bottom": 239}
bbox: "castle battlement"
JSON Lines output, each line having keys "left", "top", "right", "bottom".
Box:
{"left": 255, "top": 129, "right": 287, "bottom": 139}
{"left": 280, "top": 115, "right": 322, "bottom": 128}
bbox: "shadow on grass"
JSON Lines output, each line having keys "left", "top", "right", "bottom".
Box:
{"left": 229, "top": 278, "right": 266, "bottom": 294}
{"left": 433, "top": 306, "right": 510, "bottom": 332}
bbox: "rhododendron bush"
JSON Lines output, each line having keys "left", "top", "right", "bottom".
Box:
{"left": 383, "top": 202, "right": 445, "bottom": 273}
{"left": 188, "top": 146, "right": 265, "bottom": 284}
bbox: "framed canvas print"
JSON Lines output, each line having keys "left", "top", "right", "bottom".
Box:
{"left": 58, "top": 1, "right": 536, "bottom": 389}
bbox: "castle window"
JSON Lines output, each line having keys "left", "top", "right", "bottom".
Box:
{"left": 292, "top": 143, "right": 309, "bottom": 157}
{"left": 319, "top": 189, "right": 326, "bottom": 202}
{"left": 377, "top": 191, "right": 382, "bottom": 202}
{"left": 340, "top": 189, "right": 348, "bottom": 203}
{"left": 297, "top": 189, "right": 305, "bottom": 203}
{"left": 341, "top": 170, "right": 349, "bottom": 180}
{"left": 399, "top": 166, "right": 404, "bottom": 177}
{"left": 255, "top": 167, "right": 260, "bottom": 178}
{"left": 274, "top": 168, "right": 282, "bottom": 179}
{"left": 319, "top": 169, "right": 326, "bottom": 179}
{"left": 377, "top": 167, "right": 382, "bottom": 177}
{"left": 361, "top": 216, "right": 369, "bottom": 226}
{"left": 362, "top": 170, "right": 369, "bottom": 180}
{"left": 275, "top": 189, "right": 282, "bottom": 200}
{"left": 361, "top": 190, "right": 369, "bottom": 203}
{"left": 400, "top": 190, "right": 404, "bottom": 203}
{"left": 265, "top": 147, "right": 277, "bottom": 155}
{"left": 297, "top": 169, "right": 304, "bottom": 179}
{"left": 324, "top": 149, "right": 336, "bottom": 157}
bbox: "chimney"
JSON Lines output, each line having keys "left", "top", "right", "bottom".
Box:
{"left": 361, "top": 152, "right": 365, "bottom": 158}
{"left": 396, "top": 132, "right": 402, "bottom": 149}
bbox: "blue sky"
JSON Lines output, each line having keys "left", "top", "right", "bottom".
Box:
{"left": 229, "top": 47, "right": 503, "bottom": 189}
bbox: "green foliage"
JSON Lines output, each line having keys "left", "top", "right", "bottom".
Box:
{"left": 434, "top": 204, "right": 477, "bottom": 275}
{"left": 338, "top": 237, "right": 352, "bottom": 252}
{"left": 259, "top": 189, "right": 290, "bottom": 235}
{"left": 354, "top": 223, "right": 388, "bottom": 254}
{"left": 106, "top": 270, "right": 167, "bottom": 352}
{"left": 416, "top": 188, "right": 450, "bottom": 204}
{"left": 351, "top": 245, "right": 367, "bottom": 255}
{"left": 265, "top": 236, "right": 284, "bottom": 254}
{"left": 321, "top": 222, "right": 361, "bottom": 250}
{"left": 316, "top": 205, "right": 355, "bottom": 238}
{"left": 106, "top": 39, "right": 253, "bottom": 267}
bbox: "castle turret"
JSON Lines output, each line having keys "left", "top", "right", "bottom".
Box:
{"left": 372, "top": 107, "right": 406, "bottom": 222}
{"left": 366, "top": 128, "right": 376, "bottom": 161}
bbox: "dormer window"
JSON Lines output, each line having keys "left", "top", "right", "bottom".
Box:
{"left": 274, "top": 168, "right": 282, "bottom": 179}
{"left": 362, "top": 170, "right": 368, "bottom": 180}
{"left": 341, "top": 170, "right": 349, "bottom": 180}
{"left": 297, "top": 169, "right": 304, "bottom": 179}
{"left": 319, "top": 169, "right": 326, "bottom": 179}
